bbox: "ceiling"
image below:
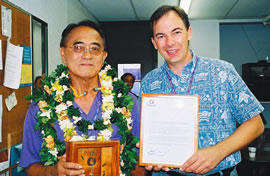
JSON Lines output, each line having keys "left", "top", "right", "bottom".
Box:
{"left": 79, "top": 0, "right": 270, "bottom": 22}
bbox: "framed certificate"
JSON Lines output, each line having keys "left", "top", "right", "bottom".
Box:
{"left": 66, "top": 140, "right": 120, "bottom": 176}
{"left": 139, "top": 94, "right": 199, "bottom": 168}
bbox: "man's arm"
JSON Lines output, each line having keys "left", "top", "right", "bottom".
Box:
{"left": 26, "top": 154, "right": 85, "bottom": 176}
{"left": 26, "top": 163, "right": 57, "bottom": 176}
{"left": 181, "top": 114, "right": 264, "bottom": 174}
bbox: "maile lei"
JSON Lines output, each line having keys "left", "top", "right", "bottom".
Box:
{"left": 26, "top": 62, "right": 139, "bottom": 175}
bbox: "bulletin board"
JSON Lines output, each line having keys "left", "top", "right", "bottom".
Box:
{"left": 0, "top": 0, "right": 31, "bottom": 150}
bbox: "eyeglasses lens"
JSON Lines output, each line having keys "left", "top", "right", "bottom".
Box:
{"left": 72, "top": 45, "right": 101, "bottom": 55}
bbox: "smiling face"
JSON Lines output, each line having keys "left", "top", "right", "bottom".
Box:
{"left": 123, "top": 75, "right": 135, "bottom": 91}
{"left": 60, "top": 26, "right": 107, "bottom": 80}
{"left": 151, "top": 10, "right": 192, "bottom": 69}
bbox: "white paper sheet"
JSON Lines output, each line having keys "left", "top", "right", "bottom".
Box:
{"left": 3, "top": 42, "right": 23, "bottom": 89}
{"left": 0, "top": 95, "right": 2, "bottom": 142}
{"left": 1, "top": 5, "right": 12, "bottom": 38}
{"left": 5, "top": 92, "right": 17, "bottom": 111}
{"left": 140, "top": 94, "right": 199, "bottom": 166}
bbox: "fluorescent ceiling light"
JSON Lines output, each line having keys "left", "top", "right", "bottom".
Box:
{"left": 180, "top": 0, "right": 192, "bottom": 14}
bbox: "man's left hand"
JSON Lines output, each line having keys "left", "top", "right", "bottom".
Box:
{"left": 180, "top": 145, "right": 223, "bottom": 174}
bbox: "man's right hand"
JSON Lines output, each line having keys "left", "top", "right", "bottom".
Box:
{"left": 56, "top": 154, "right": 85, "bottom": 176}
{"left": 26, "top": 153, "right": 85, "bottom": 176}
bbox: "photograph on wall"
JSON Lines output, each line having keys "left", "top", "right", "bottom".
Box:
{"left": 118, "top": 64, "right": 141, "bottom": 97}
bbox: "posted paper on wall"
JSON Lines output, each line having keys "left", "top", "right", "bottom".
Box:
{"left": 3, "top": 41, "right": 23, "bottom": 89}
{"left": 5, "top": 92, "right": 17, "bottom": 111}
{"left": 1, "top": 5, "right": 12, "bottom": 38}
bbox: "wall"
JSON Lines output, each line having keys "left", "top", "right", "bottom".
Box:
{"left": 100, "top": 21, "right": 157, "bottom": 79}
{"left": 220, "top": 22, "right": 270, "bottom": 128}
{"left": 32, "top": 20, "right": 42, "bottom": 79}
{"left": 220, "top": 23, "right": 270, "bottom": 75}
{"left": 7, "top": 0, "right": 97, "bottom": 73}
{"left": 190, "top": 20, "right": 220, "bottom": 59}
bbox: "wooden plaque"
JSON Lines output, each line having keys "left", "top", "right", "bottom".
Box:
{"left": 66, "top": 140, "right": 120, "bottom": 176}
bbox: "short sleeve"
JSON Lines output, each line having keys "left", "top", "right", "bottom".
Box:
{"left": 225, "top": 64, "right": 264, "bottom": 123}
{"left": 19, "top": 103, "right": 43, "bottom": 168}
{"left": 130, "top": 93, "right": 141, "bottom": 139}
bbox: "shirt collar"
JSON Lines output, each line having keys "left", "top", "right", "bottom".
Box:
{"left": 161, "top": 49, "right": 198, "bottom": 76}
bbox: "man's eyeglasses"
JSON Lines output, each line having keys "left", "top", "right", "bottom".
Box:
{"left": 66, "top": 44, "right": 104, "bottom": 56}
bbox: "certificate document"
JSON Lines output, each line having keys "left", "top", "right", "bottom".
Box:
{"left": 139, "top": 94, "right": 199, "bottom": 167}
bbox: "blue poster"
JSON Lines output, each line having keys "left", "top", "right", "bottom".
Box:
{"left": 22, "top": 46, "right": 31, "bottom": 64}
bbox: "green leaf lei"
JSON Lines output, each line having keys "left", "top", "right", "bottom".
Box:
{"left": 26, "top": 62, "right": 139, "bottom": 175}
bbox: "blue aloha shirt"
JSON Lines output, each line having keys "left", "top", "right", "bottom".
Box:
{"left": 140, "top": 50, "right": 264, "bottom": 176}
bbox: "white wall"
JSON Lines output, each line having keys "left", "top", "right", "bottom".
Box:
{"left": 190, "top": 20, "right": 220, "bottom": 59}
{"left": 157, "top": 19, "right": 220, "bottom": 67}
{"left": 7, "top": 0, "right": 97, "bottom": 73}
{"left": 32, "top": 21, "right": 42, "bottom": 79}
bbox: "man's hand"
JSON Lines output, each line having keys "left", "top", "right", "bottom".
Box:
{"left": 26, "top": 153, "right": 85, "bottom": 176}
{"left": 56, "top": 154, "right": 85, "bottom": 176}
{"left": 180, "top": 146, "right": 223, "bottom": 174}
{"left": 136, "top": 142, "right": 222, "bottom": 174}
{"left": 145, "top": 165, "right": 170, "bottom": 172}
{"left": 144, "top": 145, "right": 223, "bottom": 174}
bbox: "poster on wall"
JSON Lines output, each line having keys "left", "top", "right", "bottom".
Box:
{"left": 118, "top": 64, "right": 141, "bottom": 96}
{"left": 20, "top": 64, "right": 32, "bottom": 87}
{"left": 20, "top": 46, "right": 32, "bottom": 87}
